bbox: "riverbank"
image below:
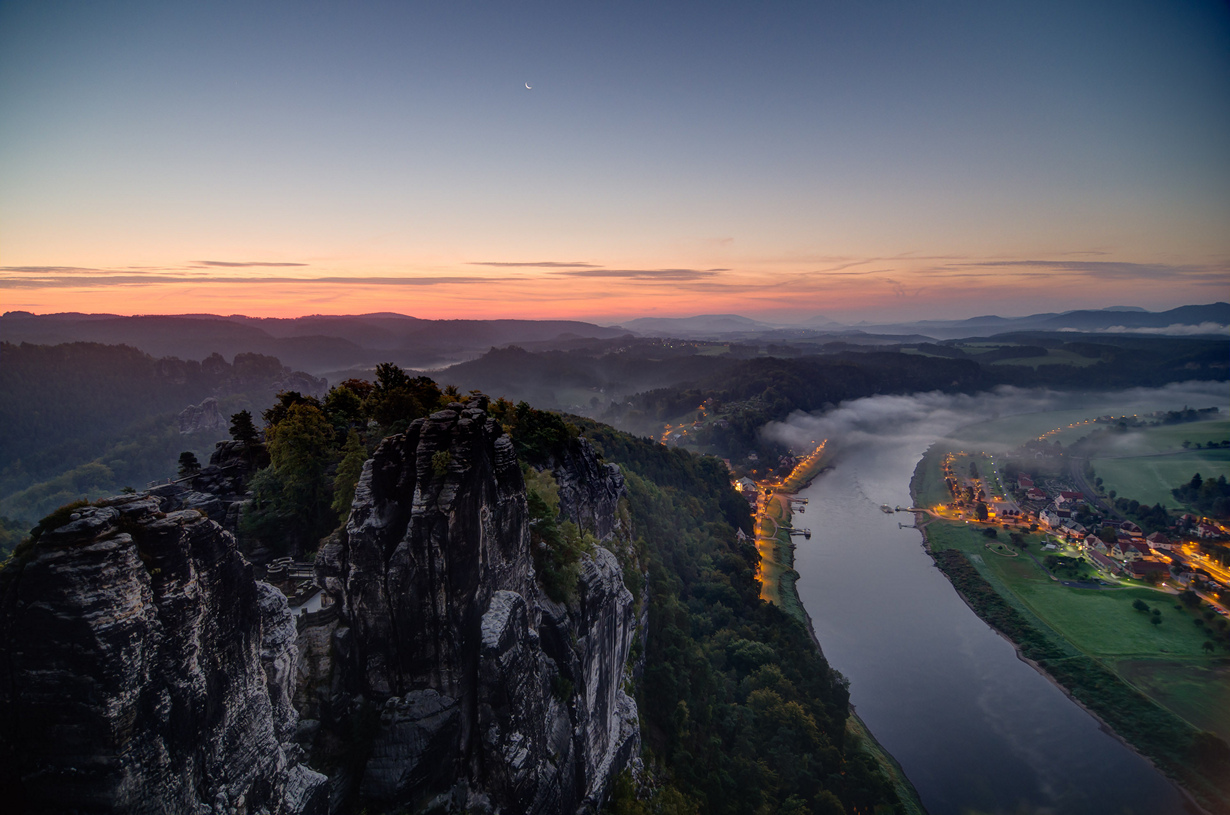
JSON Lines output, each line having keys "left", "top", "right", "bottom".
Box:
{"left": 758, "top": 444, "right": 928, "bottom": 815}
{"left": 755, "top": 441, "right": 829, "bottom": 614}
{"left": 911, "top": 448, "right": 1230, "bottom": 814}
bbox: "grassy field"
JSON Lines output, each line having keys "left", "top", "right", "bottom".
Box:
{"left": 990, "top": 349, "right": 1100, "bottom": 368}
{"left": 925, "top": 516, "right": 1230, "bottom": 737}
{"left": 917, "top": 444, "right": 1230, "bottom": 743}
{"left": 951, "top": 411, "right": 1228, "bottom": 452}
{"left": 1093, "top": 450, "right": 1230, "bottom": 508}
{"left": 1090, "top": 420, "right": 1230, "bottom": 456}
{"left": 1117, "top": 659, "right": 1230, "bottom": 741}
{"left": 952, "top": 409, "right": 1111, "bottom": 448}
{"left": 915, "top": 416, "right": 1230, "bottom": 808}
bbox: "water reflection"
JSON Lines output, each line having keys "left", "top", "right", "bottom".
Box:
{"left": 790, "top": 406, "right": 1195, "bottom": 815}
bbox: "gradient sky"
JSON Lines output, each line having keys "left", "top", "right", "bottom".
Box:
{"left": 2, "top": 0, "right": 1228, "bottom": 323}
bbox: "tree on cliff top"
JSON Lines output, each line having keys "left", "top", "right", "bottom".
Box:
{"left": 229, "top": 410, "right": 258, "bottom": 446}
{"left": 243, "top": 402, "right": 337, "bottom": 556}
{"left": 366, "top": 363, "right": 443, "bottom": 431}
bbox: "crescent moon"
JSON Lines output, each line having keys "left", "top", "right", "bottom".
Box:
{"left": 525, "top": 82, "right": 532, "bottom": 90}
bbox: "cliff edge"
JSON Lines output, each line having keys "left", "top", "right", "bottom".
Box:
{"left": 313, "top": 403, "right": 639, "bottom": 812}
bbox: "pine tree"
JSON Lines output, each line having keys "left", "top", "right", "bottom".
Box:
{"left": 177, "top": 451, "right": 201, "bottom": 478}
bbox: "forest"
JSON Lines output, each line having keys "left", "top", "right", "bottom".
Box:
{"left": 0, "top": 343, "right": 326, "bottom": 541}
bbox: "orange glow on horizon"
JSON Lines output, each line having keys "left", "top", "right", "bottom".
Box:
{"left": 3, "top": 251, "right": 1215, "bottom": 323}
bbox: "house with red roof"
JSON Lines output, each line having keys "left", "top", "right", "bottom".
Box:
{"left": 1119, "top": 541, "right": 1152, "bottom": 563}
{"left": 1083, "top": 535, "right": 1108, "bottom": 554}
{"left": 1146, "top": 532, "right": 1173, "bottom": 550}
{"left": 1129, "top": 559, "right": 1171, "bottom": 580}
{"left": 1089, "top": 549, "right": 1124, "bottom": 575}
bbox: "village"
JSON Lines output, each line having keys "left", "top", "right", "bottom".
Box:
{"left": 930, "top": 446, "right": 1230, "bottom": 615}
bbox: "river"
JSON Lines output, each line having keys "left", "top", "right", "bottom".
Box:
{"left": 781, "top": 387, "right": 1224, "bottom": 815}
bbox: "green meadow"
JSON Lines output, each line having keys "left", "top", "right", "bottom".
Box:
{"left": 1093, "top": 450, "right": 1230, "bottom": 509}
{"left": 1084, "top": 419, "right": 1230, "bottom": 507}
{"left": 989, "top": 349, "right": 1100, "bottom": 368}
{"left": 922, "top": 509, "right": 1229, "bottom": 742}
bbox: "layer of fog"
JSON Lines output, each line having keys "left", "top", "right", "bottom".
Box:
{"left": 1055, "top": 322, "right": 1230, "bottom": 336}
{"left": 762, "top": 380, "right": 1228, "bottom": 460}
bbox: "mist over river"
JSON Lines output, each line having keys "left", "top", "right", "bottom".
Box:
{"left": 768, "top": 383, "right": 1228, "bottom": 815}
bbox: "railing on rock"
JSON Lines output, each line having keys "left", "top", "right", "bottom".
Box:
{"left": 295, "top": 602, "right": 339, "bottom": 633}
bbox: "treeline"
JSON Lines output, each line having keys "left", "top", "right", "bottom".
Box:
{"left": 439, "top": 342, "right": 736, "bottom": 414}
{"left": 240, "top": 364, "right": 458, "bottom": 555}
{"left": 607, "top": 333, "right": 1227, "bottom": 460}
{"left": 971, "top": 333, "right": 1229, "bottom": 390}
{"left": 1107, "top": 498, "right": 1172, "bottom": 533}
{"left": 1172, "top": 473, "right": 1230, "bottom": 517}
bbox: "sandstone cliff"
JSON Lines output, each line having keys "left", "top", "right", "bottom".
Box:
{"left": 0, "top": 402, "right": 641, "bottom": 814}
{"left": 312, "top": 404, "right": 640, "bottom": 813}
{"left": 0, "top": 496, "right": 328, "bottom": 814}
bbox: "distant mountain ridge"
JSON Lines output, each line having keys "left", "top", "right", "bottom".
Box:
{"left": 3, "top": 303, "right": 1224, "bottom": 372}
{"left": 0, "top": 312, "right": 629, "bottom": 374}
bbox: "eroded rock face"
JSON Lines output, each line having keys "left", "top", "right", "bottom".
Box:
{"left": 551, "top": 439, "right": 626, "bottom": 543}
{"left": 0, "top": 403, "right": 639, "bottom": 815}
{"left": 178, "top": 395, "right": 227, "bottom": 434}
{"left": 315, "top": 404, "right": 639, "bottom": 813}
{"left": 0, "top": 497, "right": 327, "bottom": 815}
{"left": 153, "top": 439, "right": 268, "bottom": 536}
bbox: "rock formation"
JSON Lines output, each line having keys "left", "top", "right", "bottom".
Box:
{"left": 0, "top": 496, "right": 328, "bottom": 814}
{"left": 154, "top": 439, "right": 269, "bottom": 536}
{"left": 178, "top": 395, "right": 228, "bottom": 434}
{"left": 0, "top": 402, "right": 639, "bottom": 814}
{"left": 312, "top": 404, "right": 640, "bottom": 812}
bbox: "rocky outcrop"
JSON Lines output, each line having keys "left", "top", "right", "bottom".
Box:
{"left": 0, "top": 403, "right": 639, "bottom": 815}
{"left": 313, "top": 404, "right": 639, "bottom": 813}
{"left": 0, "top": 496, "right": 327, "bottom": 814}
{"left": 153, "top": 439, "right": 268, "bottom": 535}
{"left": 549, "top": 439, "right": 626, "bottom": 543}
{"left": 178, "top": 395, "right": 227, "bottom": 434}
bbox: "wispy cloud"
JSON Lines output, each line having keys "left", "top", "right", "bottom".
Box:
{"left": 469, "top": 260, "right": 602, "bottom": 268}
{"left": 192, "top": 260, "right": 310, "bottom": 267}
{"left": 960, "top": 259, "right": 1226, "bottom": 281}
{"left": 552, "top": 268, "right": 725, "bottom": 281}
{"left": 0, "top": 272, "right": 489, "bottom": 289}
{"left": 1, "top": 266, "right": 107, "bottom": 274}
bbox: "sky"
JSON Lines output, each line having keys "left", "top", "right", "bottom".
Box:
{"left": 1, "top": 0, "right": 1228, "bottom": 324}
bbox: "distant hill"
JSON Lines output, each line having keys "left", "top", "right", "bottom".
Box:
{"left": 4, "top": 304, "right": 1224, "bottom": 374}
{"left": 437, "top": 343, "right": 738, "bottom": 413}
{"left": 840, "top": 303, "right": 1230, "bottom": 339}
{"left": 611, "top": 304, "right": 1230, "bottom": 342}
{"left": 0, "top": 312, "right": 629, "bottom": 374}
{"left": 0, "top": 342, "right": 325, "bottom": 524}
{"left": 613, "top": 314, "right": 782, "bottom": 337}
